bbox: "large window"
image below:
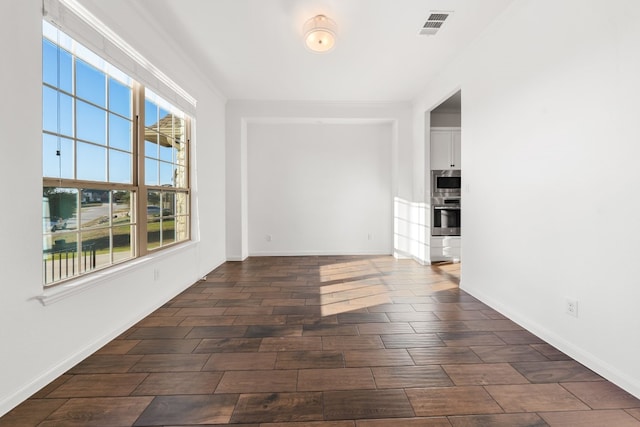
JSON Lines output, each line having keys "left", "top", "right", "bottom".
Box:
{"left": 42, "top": 22, "right": 191, "bottom": 286}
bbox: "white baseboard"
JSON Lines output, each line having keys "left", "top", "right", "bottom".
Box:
{"left": 199, "top": 257, "right": 226, "bottom": 278}
{"left": 248, "top": 250, "right": 392, "bottom": 257}
{"left": 0, "top": 273, "right": 201, "bottom": 417}
{"left": 461, "top": 282, "right": 640, "bottom": 400}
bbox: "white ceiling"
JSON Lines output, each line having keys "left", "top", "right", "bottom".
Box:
{"left": 80, "top": 0, "right": 514, "bottom": 103}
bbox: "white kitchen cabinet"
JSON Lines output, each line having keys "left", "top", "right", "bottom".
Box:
{"left": 430, "top": 127, "right": 461, "bottom": 170}
{"left": 430, "top": 236, "right": 461, "bottom": 263}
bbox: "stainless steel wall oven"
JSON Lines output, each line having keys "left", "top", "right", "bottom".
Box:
{"left": 431, "top": 196, "right": 461, "bottom": 236}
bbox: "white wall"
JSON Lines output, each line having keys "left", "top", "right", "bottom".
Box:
{"left": 226, "top": 101, "right": 413, "bottom": 260}
{"left": 0, "top": 0, "right": 226, "bottom": 416}
{"left": 414, "top": 0, "right": 640, "bottom": 397}
{"left": 248, "top": 122, "right": 392, "bottom": 255}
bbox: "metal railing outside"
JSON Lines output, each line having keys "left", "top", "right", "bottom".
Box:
{"left": 43, "top": 242, "right": 96, "bottom": 285}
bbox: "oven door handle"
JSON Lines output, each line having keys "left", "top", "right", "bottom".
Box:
{"left": 433, "top": 206, "right": 461, "bottom": 210}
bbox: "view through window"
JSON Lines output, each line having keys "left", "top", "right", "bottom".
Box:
{"left": 42, "top": 21, "right": 191, "bottom": 286}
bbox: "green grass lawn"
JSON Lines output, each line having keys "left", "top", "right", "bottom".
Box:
{"left": 45, "top": 217, "right": 184, "bottom": 259}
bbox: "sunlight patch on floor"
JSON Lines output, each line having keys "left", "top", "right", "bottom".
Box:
{"left": 320, "top": 293, "right": 394, "bottom": 317}
{"left": 319, "top": 259, "right": 391, "bottom": 316}
{"left": 317, "top": 259, "right": 460, "bottom": 316}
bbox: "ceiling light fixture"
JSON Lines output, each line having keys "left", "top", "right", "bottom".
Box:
{"left": 303, "top": 15, "right": 337, "bottom": 53}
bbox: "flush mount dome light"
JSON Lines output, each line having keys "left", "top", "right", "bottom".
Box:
{"left": 303, "top": 14, "right": 337, "bottom": 53}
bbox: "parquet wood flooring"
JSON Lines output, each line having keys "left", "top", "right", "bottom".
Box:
{"left": 2, "top": 255, "right": 640, "bottom": 426}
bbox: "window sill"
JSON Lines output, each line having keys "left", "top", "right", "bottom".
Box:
{"left": 35, "top": 241, "right": 197, "bottom": 306}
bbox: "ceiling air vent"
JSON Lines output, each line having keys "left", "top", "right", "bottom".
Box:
{"left": 419, "top": 11, "right": 453, "bottom": 36}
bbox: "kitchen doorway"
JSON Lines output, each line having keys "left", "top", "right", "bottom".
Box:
{"left": 429, "top": 90, "right": 461, "bottom": 263}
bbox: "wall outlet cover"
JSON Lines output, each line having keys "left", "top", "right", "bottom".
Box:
{"left": 565, "top": 298, "right": 578, "bottom": 317}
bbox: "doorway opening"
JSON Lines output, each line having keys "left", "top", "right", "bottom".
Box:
{"left": 428, "top": 90, "right": 461, "bottom": 263}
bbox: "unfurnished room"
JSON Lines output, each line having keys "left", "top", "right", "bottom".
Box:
{"left": 2, "top": 0, "right": 640, "bottom": 425}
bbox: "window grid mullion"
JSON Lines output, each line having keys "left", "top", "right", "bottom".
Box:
{"left": 42, "top": 25, "right": 191, "bottom": 286}
{"left": 135, "top": 83, "right": 148, "bottom": 257}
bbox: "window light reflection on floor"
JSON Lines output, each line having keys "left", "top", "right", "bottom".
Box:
{"left": 318, "top": 258, "right": 459, "bottom": 317}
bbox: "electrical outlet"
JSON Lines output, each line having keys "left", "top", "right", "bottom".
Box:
{"left": 565, "top": 298, "right": 578, "bottom": 317}
{"left": 153, "top": 268, "right": 160, "bottom": 281}
{"left": 265, "top": 234, "right": 272, "bottom": 242}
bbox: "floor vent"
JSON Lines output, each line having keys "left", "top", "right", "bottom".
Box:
{"left": 419, "top": 11, "right": 453, "bottom": 36}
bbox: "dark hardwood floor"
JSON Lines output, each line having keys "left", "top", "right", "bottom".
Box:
{"left": 2, "top": 256, "right": 640, "bottom": 426}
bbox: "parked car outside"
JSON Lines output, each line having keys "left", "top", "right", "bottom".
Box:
{"left": 50, "top": 216, "right": 67, "bottom": 232}
{"left": 147, "top": 206, "right": 161, "bottom": 216}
